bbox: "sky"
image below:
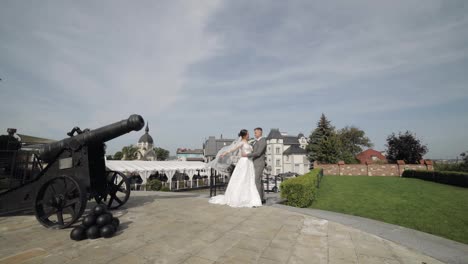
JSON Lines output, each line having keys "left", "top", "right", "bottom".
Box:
{"left": 1, "top": 0, "right": 467, "bottom": 159}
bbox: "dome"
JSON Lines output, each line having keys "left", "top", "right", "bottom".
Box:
{"left": 138, "top": 123, "right": 154, "bottom": 144}
{"left": 138, "top": 134, "right": 153, "bottom": 144}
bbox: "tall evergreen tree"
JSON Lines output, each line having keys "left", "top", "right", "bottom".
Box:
{"left": 306, "top": 113, "right": 335, "bottom": 163}
{"left": 314, "top": 133, "right": 342, "bottom": 163}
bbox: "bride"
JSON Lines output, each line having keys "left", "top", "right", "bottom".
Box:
{"left": 208, "top": 129, "right": 262, "bottom": 208}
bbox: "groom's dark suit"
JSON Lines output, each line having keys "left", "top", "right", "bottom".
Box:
{"left": 247, "top": 137, "right": 267, "bottom": 201}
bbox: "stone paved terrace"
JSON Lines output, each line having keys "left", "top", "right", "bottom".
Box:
{"left": 0, "top": 192, "right": 450, "bottom": 264}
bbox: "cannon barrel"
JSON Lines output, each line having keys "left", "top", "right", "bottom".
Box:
{"left": 38, "top": 114, "right": 145, "bottom": 162}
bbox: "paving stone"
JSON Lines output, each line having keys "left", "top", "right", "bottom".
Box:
{"left": 257, "top": 257, "right": 283, "bottom": 264}
{"left": 223, "top": 247, "right": 261, "bottom": 262}
{"left": 269, "top": 238, "right": 296, "bottom": 250}
{"left": 296, "top": 234, "right": 327, "bottom": 247}
{"left": 234, "top": 237, "right": 271, "bottom": 253}
{"left": 328, "top": 246, "right": 358, "bottom": 263}
{"left": 110, "top": 253, "right": 150, "bottom": 264}
{"left": 0, "top": 192, "right": 446, "bottom": 264}
{"left": 183, "top": 256, "right": 215, "bottom": 264}
{"left": 358, "top": 254, "right": 401, "bottom": 264}
{"left": 0, "top": 248, "right": 47, "bottom": 264}
{"left": 291, "top": 245, "right": 327, "bottom": 264}
{"left": 261, "top": 247, "right": 291, "bottom": 263}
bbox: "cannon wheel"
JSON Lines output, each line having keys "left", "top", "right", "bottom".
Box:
{"left": 34, "top": 175, "right": 87, "bottom": 229}
{"left": 95, "top": 171, "right": 130, "bottom": 210}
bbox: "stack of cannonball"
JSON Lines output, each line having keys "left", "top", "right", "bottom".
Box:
{"left": 70, "top": 204, "right": 120, "bottom": 241}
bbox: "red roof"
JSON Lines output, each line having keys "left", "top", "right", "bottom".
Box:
{"left": 356, "top": 149, "right": 386, "bottom": 164}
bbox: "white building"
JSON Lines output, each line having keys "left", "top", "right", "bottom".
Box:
{"left": 265, "top": 129, "right": 310, "bottom": 176}
{"left": 136, "top": 123, "right": 158, "bottom": 161}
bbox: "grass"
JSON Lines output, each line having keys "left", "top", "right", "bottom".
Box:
{"left": 310, "top": 175, "right": 468, "bottom": 244}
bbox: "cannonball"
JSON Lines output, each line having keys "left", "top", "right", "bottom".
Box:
{"left": 96, "top": 213, "right": 113, "bottom": 227}
{"left": 82, "top": 214, "right": 97, "bottom": 227}
{"left": 111, "top": 217, "right": 120, "bottom": 229}
{"left": 86, "top": 225, "right": 101, "bottom": 239}
{"left": 70, "top": 226, "right": 86, "bottom": 241}
{"left": 93, "top": 204, "right": 108, "bottom": 216}
{"left": 100, "top": 224, "right": 116, "bottom": 238}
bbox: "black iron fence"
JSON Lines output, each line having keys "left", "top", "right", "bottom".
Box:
{"left": 209, "top": 168, "right": 228, "bottom": 197}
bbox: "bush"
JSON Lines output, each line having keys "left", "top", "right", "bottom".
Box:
{"left": 146, "top": 179, "right": 162, "bottom": 191}
{"left": 280, "top": 169, "right": 322, "bottom": 208}
{"left": 434, "top": 162, "right": 468, "bottom": 173}
{"left": 160, "top": 186, "right": 170, "bottom": 192}
{"left": 402, "top": 170, "right": 468, "bottom": 188}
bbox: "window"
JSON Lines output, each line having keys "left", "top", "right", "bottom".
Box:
{"left": 276, "top": 169, "right": 281, "bottom": 175}
{"left": 276, "top": 159, "right": 281, "bottom": 166}
{"left": 276, "top": 147, "right": 280, "bottom": 154}
{"left": 285, "top": 155, "right": 289, "bottom": 161}
{"left": 295, "top": 164, "right": 300, "bottom": 172}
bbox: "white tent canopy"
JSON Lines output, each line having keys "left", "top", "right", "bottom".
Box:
{"left": 105, "top": 160, "right": 210, "bottom": 187}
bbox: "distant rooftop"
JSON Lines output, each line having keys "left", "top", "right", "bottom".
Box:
{"left": 177, "top": 148, "right": 204, "bottom": 154}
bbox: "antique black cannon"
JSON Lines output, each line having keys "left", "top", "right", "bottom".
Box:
{"left": 0, "top": 115, "right": 144, "bottom": 228}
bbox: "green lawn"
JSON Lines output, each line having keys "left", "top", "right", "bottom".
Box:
{"left": 310, "top": 175, "right": 468, "bottom": 244}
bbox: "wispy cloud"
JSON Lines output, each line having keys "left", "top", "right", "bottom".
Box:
{"left": 1, "top": 0, "right": 467, "bottom": 158}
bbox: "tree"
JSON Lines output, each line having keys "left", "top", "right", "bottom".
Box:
{"left": 154, "top": 147, "right": 170, "bottom": 161}
{"left": 113, "top": 151, "right": 123, "bottom": 160}
{"left": 459, "top": 151, "right": 468, "bottom": 172}
{"left": 336, "top": 126, "right": 373, "bottom": 163}
{"left": 306, "top": 113, "right": 335, "bottom": 163}
{"left": 121, "top": 145, "right": 139, "bottom": 160}
{"left": 314, "top": 133, "right": 342, "bottom": 163}
{"left": 385, "top": 131, "right": 428, "bottom": 164}
{"left": 307, "top": 114, "right": 375, "bottom": 164}
{"left": 337, "top": 126, "right": 373, "bottom": 156}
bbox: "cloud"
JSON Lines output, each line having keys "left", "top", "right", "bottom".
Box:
{"left": 1, "top": 0, "right": 467, "bottom": 158}
{"left": 0, "top": 0, "right": 221, "bottom": 134}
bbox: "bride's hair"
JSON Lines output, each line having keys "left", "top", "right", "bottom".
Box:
{"left": 238, "top": 129, "right": 248, "bottom": 138}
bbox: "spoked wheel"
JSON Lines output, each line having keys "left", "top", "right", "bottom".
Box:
{"left": 35, "top": 175, "right": 87, "bottom": 229}
{"left": 95, "top": 171, "right": 130, "bottom": 210}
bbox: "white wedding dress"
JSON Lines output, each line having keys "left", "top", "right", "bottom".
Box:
{"left": 209, "top": 142, "right": 262, "bottom": 208}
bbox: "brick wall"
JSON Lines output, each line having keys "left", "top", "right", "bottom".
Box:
{"left": 314, "top": 160, "right": 433, "bottom": 176}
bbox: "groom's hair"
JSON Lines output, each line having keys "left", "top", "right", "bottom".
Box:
{"left": 254, "top": 127, "right": 263, "bottom": 132}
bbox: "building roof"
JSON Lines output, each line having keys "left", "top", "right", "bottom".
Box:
{"left": 204, "top": 136, "right": 235, "bottom": 157}
{"left": 355, "top": 149, "right": 386, "bottom": 164}
{"left": 177, "top": 148, "right": 204, "bottom": 154}
{"left": 186, "top": 157, "right": 205, "bottom": 162}
{"left": 138, "top": 123, "right": 154, "bottom": 144}
{"left": 283, "top": 136, "right": 300, "bottom": 145}
{"left": 267, "top": 129, "right": 283, "bottom": 139}
{"left": 17, "top": 134, "right": 56, "bottom": 145}
{"left": 283, "top": 145, "right": 307, "bottom": 155}
{"left": 267, "top": 129, "right": 302, "bottom": 145}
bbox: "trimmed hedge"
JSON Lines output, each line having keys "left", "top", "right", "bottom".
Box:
{"left": 280, "top": 169, "right": 322, "bottom": 208}
{"left": 402, "top": 170, "right": 468, "bottom": 188}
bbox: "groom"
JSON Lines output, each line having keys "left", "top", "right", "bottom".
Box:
{"left": 243, "top": 127, "right": 267, "bottom": 203}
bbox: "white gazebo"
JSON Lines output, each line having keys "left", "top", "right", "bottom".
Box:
{"left": 105, "top": 160, "right": 212, "bottom": 190}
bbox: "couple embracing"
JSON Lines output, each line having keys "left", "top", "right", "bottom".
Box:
{"left": 208, "top": 128, "right": 266, "bottom": 208}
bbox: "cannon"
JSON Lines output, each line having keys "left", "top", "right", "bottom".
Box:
{"left": 0, "top": 115, "right": 144, "bottom": 228}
